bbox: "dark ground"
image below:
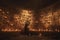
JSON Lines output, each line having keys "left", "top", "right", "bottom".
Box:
{"left": 0, "top": 31, "right": 60, "bottom": 40}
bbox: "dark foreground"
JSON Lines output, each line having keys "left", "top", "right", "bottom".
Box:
{"left": 0, "top": 31, "right": 60, "bottom": 40}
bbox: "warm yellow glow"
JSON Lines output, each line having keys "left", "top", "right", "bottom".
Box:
{"left": 20, "top": 10, "right": 33, "bottom": 28}
{"left": 2, "top": 28, "right": 21, "bottom": 32}
{"left": 14, "top": 10, "right": 34, "bottom": 29}
{"left": 40, "top": 12, "right": 53, "bottom": 28}
{"left": 1, "top": 8, "right": 60, "bottom": 32}
{"left": 40, "top": 10, "right": 60, "bottom": 30}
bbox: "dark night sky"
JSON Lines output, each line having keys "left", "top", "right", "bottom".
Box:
{"left": 0, "top": 0, "right": 60, "bottom": 10}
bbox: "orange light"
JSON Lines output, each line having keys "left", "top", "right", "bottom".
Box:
{"left": 14, "top": 10, "right": 34, "bottom": 29}
{"left": 40, "top": 12, "right": 53, "bottom": 28}
{"left": 1, "top": 28, "right": 21, "bottom": 32}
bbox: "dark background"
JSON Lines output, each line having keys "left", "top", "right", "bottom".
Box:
{"left": 0, "top": 0, "right": 60, "bottom": 10}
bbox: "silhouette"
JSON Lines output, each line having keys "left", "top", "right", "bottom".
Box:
{"left": 24, "top": 20, "right": 30, "bottom": 35}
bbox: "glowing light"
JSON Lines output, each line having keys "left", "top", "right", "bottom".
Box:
{"left": 0, "top": 9, "right": 2, "bottom": 11}
{"left": 1, "top": 28, "right": 21, "bottom": 32}
{"left": 40, "top": 12, "right": 53, "bottom": 28}
{"left": 29, "top": 28, "right": 36, "bottom": 31}
{"left": 14, "top": 10, "right": 34, "bottom": 29}
{"left": 40, "top": 10, "right": 60, "bottom": 31}
{"left": 3, "top": 16, "right": 8, "bottom": 18}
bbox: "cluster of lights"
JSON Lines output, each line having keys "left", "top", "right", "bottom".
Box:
{"left": 40, "top": 10, "right": 60, "bottom": 31}
{"left": 30, "top": 28, "right": 60, "bottom": 32}
{"left": 14, "top": 10, "right": 34, "bottom": 29}
{"left": 2, "top": 28, "right": 21, "bottom": 32}
{"left": 0, "top": 8, "right": 60, "bottom": 32}
{"left": 0, "top": 9, "right": 34, "bottom": 32}
{"left": 0, "top": 8, "right": 20, "bottom": 32}
{"left": 40, "top": 12, "right": 53, "bottom": 28}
